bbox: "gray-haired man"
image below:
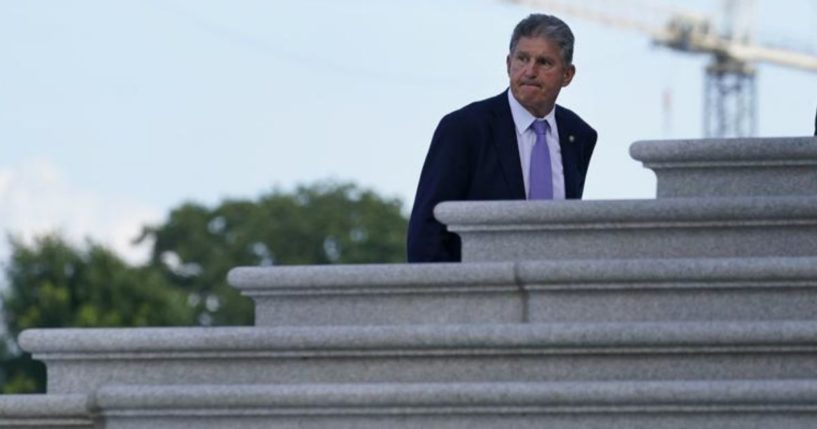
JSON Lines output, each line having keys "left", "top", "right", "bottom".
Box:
{"left": 408, "top": 14, "right": 598, "bottom": 262}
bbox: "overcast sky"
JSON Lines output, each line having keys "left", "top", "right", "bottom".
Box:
{"left": 1, "top": 0, "right": 816, "bottom": 264}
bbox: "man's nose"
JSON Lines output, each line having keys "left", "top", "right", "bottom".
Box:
{"left": 522, "top": 61, "right": 537, "bottom": 76}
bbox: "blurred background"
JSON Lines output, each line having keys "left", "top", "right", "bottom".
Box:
{"left": 0, "top": 0, "right": 815, "bottom": 392}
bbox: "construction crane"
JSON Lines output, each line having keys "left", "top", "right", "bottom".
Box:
{"left": 505, "top": 0, "right": 817, "bottom": 137}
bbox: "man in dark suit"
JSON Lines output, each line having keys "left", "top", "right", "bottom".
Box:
{"left": 407, "top": 14, "right": 597, "bottom": 262}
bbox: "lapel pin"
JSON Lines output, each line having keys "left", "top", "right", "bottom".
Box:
{"left": 569, "top": 135, "right": 575, "bottom": 143}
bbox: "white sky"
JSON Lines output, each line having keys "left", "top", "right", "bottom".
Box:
{"left": 1, "top": 0, "right": 816, "bottom": 264}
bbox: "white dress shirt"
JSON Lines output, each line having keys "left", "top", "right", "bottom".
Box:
{"left": 507, "top": 89, "right": 566, "bottom": 200}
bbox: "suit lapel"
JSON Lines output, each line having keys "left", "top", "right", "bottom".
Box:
{"left": 555, "top": 106, "right": 579, "bottom": 199}
{"left": 491, "top": 93, "right": 526, "bottom": 199}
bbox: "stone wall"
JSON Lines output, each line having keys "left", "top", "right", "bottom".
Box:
{"left": 3, "top": 137, "right": 817, "bottom": 428}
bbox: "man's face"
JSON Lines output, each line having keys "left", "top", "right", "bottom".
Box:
{"left": 507, "top": 36, "right": 575, "bottom": 117}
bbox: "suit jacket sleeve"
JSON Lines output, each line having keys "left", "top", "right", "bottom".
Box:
{"left": 406, "top": 113, "right": 471, "bottom": 262}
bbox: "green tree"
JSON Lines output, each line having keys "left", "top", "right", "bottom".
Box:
{"left": 138, "top": 181, "right": 408, "bottom": 326}
{"left": 0, "top": 235, "right": 195, "bottom": 393}
{"left": 0, "top": 180, "right": 409, "bottom": 393}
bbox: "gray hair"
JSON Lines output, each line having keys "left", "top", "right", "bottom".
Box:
{"left": 509, "top": 14, "right": 575, "bottom": 66}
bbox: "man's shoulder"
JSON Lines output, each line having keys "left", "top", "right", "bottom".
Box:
{"left": 442, "top": 92, "right": 507, "bottom": 125}
{"left": 555, "top": 104, "right": 592, "bottom": 129}
{"left": 555, "top": 104, "right": 596, "bottom": 136}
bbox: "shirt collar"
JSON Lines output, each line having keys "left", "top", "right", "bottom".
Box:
{"left": 507, "top": 88, "right": 556, "bottom": 134}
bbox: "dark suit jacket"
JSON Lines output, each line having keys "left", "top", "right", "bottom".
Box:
{"left": 407, "top": 91, "right": 597, "bottom": 262}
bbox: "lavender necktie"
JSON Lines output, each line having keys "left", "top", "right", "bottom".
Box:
{"left": 528, "top": 120, "right": 553, "bottom": 200}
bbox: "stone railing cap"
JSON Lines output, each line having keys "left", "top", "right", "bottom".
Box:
{"left": 228, "top": 257, "right": 817, "bottom": 294}
{"left": 228, "top": 262, "right": 515, "bottom": 290}
{"left": 630, "top": 136, "right": 817, "bottom": 164}
{"left": 18, "top": 321, "right": 817, "bottom": 355}
{"left": 434, "top": 196, "right": 817, "bottom": 227}
{"left": 93, "top": 380, "right": 817, "bottom": 410}
{"left": 0, "top": 394, "right": 89, "bottom": 417}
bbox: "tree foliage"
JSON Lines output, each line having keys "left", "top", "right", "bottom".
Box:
{"left": 1, "top": 181, "right": 409, "bottom": 392}
{"left": 1, "top": 235, "right": 196, "bottom": 393}
{"left": 138, "top": 181, "right": 408, "bottom": 326}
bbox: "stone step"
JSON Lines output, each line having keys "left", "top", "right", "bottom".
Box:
{"left": 630, "top": 137, "right": 817, "bottom": 198}
{"left": 435, "top": 196, "right": 817, "bottom": 262}
{"left": 230, "top": 256, "right": 817, "bottom": 326}
{"left": 20, "top": 321, "right": 817, "bottom": 394}
{"left": 0, "top": 395, "right": 91, "bottom": 428}
{"left": 93, "top": 380, "right": 817, "bottom": 429}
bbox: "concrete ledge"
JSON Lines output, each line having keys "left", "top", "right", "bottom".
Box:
{"left": 93, "top": 381, "right": 817, "bottom": 429}
{"left": 516, "top": 256, "right": 817, "bottom": 285}
{"left": 19, "top": 321, "right": 817, "bottom": 394}
{"left": 231, "top": 257, "right": 817, "bottom": 293}
{"left": 21, "top": 322, "right": 817, "bottom": 355}
{"left": 0, "top": 395, "right": 91, "bottom": 427}
{"left": 630, "top": 137, "right": 817, "bottom": 165}
{"left": 229, "top": 262, "right": 520, "bottom": 326}
{"left": 629, "top": 137, "right": 817, "bottom": 198}
{"left": 517, "top": 257, "right": 817, "bottom": 322}
{"left": 435, "top": 197, "right": 817, "bottom": 228}
{"left": 434, "top": 197, "right": 817, "bottom": 261}
{"left": 94, "top": 380, "right": 817, "bottom": 411}
{"left": 229, "top": 257, "right": 817, "bottom": 325}
{"left": 228, "top": 263, "right": 516, "bottom": 291}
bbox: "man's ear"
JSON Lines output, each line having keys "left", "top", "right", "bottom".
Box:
{"left": 562, "top": 64, "right": 576, "bottom": 87}
{"left": 506, "top": 54, "right": 511, "bottom": 76}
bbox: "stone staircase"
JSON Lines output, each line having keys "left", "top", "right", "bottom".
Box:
{"left": 2, "top": 137, "right": 817, "bottom": 428}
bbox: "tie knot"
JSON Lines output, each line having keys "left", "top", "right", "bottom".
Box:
{"left": 532, "top": 120, "right": 549, "bottom": 136}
